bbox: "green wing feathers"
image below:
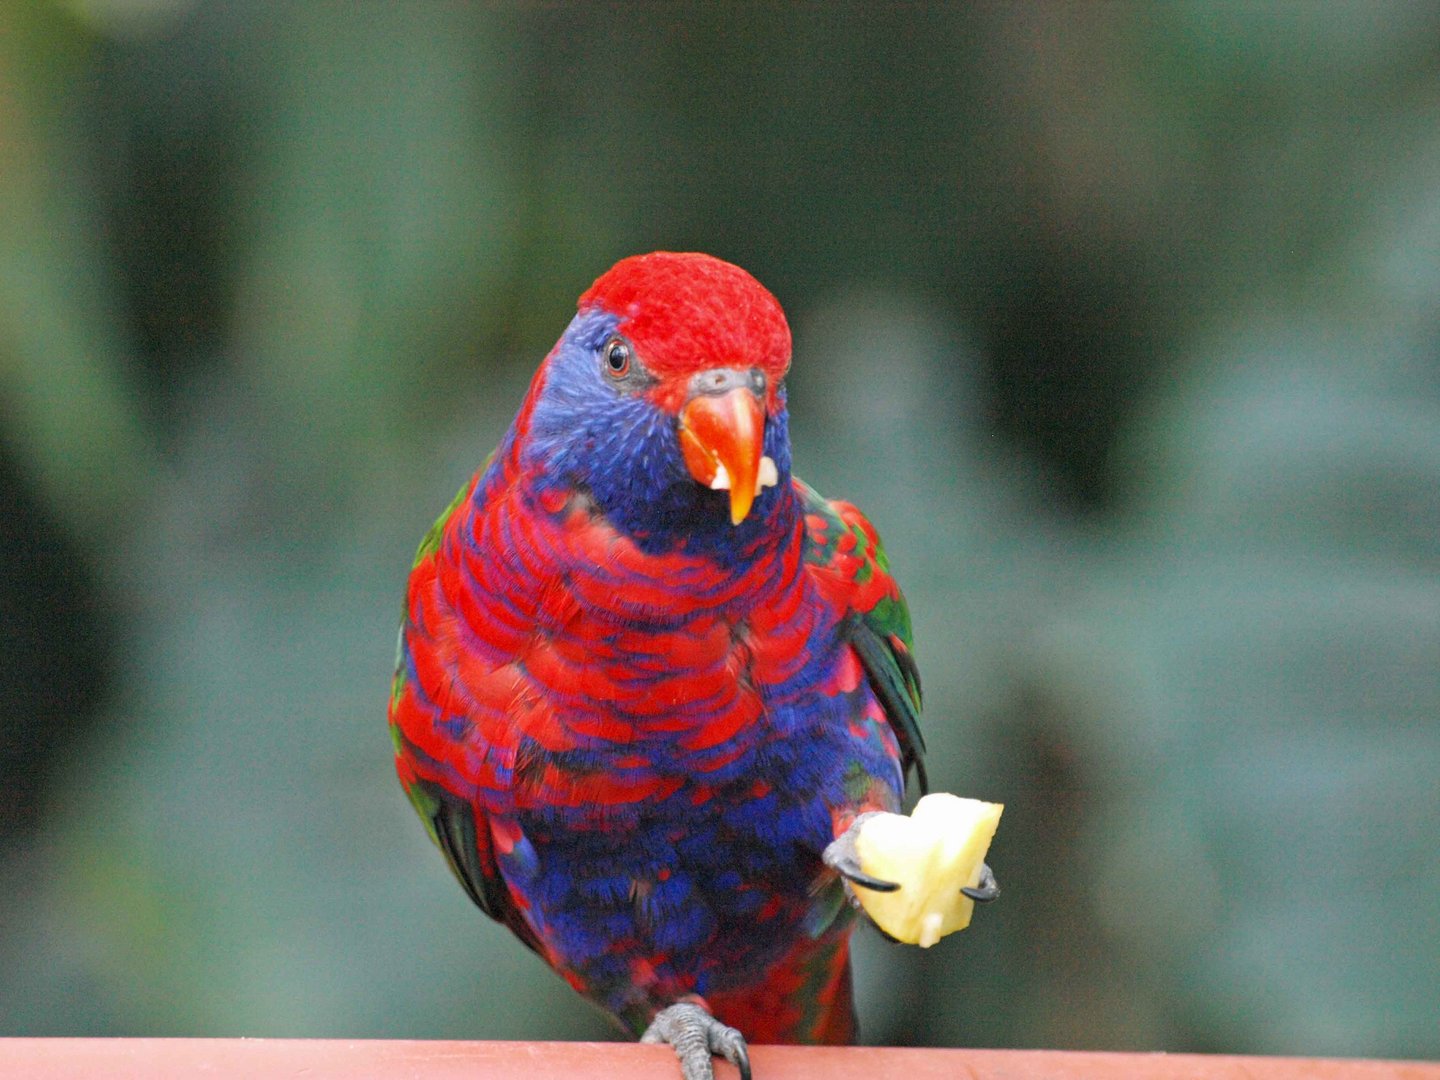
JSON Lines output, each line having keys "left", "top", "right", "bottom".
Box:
{"left": 795, "top": 480, "right": 927, "bottom": 794}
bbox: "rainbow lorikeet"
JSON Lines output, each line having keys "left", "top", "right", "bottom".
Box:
{"left": 389, "top": 252, "right": 995, "bottom": 1080}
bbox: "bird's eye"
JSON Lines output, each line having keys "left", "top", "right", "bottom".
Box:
{"left": 603, "top": 338, "right": 631, "bottom": 378}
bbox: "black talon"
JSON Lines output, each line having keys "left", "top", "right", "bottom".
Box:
{"left": 832, "top": 858, "right": 901, "bottom": 893}
{"left": 731, "top": 1041, "right": 751, "bottom": 1080}
{"left": 822, "top": 815, "right": 900, "bottom": 893}
{"left": 961, "top": 862, "right": 1000, "bottom": 903}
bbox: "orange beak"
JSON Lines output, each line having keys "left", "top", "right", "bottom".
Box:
{"left": 678, "top": 387, "right": 770, "bottom": 525}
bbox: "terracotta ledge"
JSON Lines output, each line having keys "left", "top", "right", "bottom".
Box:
{"left": 1, "top": 1039, "right": 1435, "bottom": 1079}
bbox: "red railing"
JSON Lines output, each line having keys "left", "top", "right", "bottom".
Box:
{"left": 1, "top": 1040, "right": 1435, "bottom": 1079}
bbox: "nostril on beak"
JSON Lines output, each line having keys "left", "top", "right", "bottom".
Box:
{"left": 689, "top": 368, "right": 766, "bottom": 399}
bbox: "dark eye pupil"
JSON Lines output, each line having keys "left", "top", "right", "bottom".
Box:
{"left": 605, "top": 341, "right": 630, "bottom": 374}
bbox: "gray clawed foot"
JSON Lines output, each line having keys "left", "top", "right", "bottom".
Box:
{"left": 641, "top": 1001, "right": 751, "bottom": 1080}
{"left": 821, "top": 812, "right": 900, "bottom": 893}
{"left": 962, "top": 862, "right": 1000, "bottom": 903}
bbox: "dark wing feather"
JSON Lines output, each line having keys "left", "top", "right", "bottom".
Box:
{"left": 419, "top": 778, "right": 544, "bottom": 956}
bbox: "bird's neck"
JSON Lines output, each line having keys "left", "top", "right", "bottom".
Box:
{"left": 529, "top": 470, "right": 803, "bottom": 586}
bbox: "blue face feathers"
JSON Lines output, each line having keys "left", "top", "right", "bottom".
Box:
{"left": 522, "top": 311, "right": 793, "bottom": 557}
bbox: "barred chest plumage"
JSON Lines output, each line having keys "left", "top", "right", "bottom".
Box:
{"left": 400, "top": 471, "right": 904, "bottom": 1035}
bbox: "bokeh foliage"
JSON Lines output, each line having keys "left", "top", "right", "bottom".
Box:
{"left": 1, "top": 0, "right": 1436, "bottom": 1058}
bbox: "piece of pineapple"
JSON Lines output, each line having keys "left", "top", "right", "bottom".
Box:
{"left": 851, "top": 794, "right": 1003, "bottom": 947}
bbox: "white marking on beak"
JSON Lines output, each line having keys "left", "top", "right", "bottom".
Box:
{"left": 708, "top": 456, "right": 776, "bottom": 493}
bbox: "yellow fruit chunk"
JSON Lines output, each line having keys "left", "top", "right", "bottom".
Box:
{"left": 852, "top": 794, "right": 1003, "bottom": 947}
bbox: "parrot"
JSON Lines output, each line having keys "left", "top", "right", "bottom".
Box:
{"left": 388, "top": 252, "right": 996, "bottom": 1080}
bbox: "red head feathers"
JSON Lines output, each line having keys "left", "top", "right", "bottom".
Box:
{"left": 579, "top": 252, "right": 792, "bottom": 391}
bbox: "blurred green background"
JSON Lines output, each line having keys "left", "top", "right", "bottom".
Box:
{"left": 1, "top": 0, "right": 1437, "bottom": 1060}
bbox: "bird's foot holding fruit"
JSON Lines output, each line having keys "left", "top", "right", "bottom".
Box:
{"left": 641, "top": 1000, "right": 751, "bottom": 1080}
{"left": 824, "top": 815, "right": 1001, "bottom": 904}
{"left": 822, "top": 811, "right": 901, "bottom": 894}
{"left": 823, "top": 795, "right": 1004, "bottom": 946}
